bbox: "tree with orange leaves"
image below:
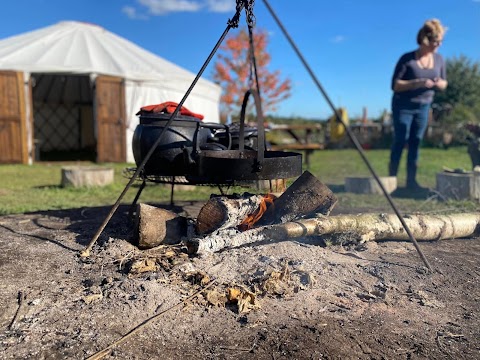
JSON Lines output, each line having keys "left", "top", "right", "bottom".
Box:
{"left": 212, "top": 27, "right": 292, "bottom": 120}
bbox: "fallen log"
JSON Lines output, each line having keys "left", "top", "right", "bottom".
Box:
{"left": 195, "top": 194, "right": 265, "bottom": 235}
{"left": 186, "top": 212, "right": 480, "bottom": 255}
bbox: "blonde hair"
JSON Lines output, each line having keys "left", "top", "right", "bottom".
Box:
{"left": 416, "top": 19, "right": 446, "bottom": 46}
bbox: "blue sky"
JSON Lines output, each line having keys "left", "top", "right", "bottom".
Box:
{"left": 1, "top": 0, "right": 479, "bottom": 119}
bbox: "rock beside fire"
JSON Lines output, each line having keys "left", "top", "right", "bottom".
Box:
{"left": 135, "top": 203, "right": 188, "bottom": 249}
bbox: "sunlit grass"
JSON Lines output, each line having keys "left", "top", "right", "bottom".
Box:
{"left": 0, "top": 146, "right": 478, "bottom": 215}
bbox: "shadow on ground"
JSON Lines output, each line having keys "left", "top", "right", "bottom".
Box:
{"left": 390, "top": 186, "right": 434, "bottom": 200}
{"left": 22, "top": 201, "right": 204, "bottom": 248}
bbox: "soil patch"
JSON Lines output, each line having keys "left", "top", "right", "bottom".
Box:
{"left": 0, "top": 202, "right": 479, "bottom": 359}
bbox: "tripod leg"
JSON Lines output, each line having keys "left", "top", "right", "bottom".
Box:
{"left": 170, "top": 177, "right": 175, "bottom": 206}
{"left": 129, "top": 179, "right": 147, "bottom": 220}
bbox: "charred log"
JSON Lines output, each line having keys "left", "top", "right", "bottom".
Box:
{"left": 257, "top": 170, "right": 337, "bottom": 226}
{"left": 195, "top": 194, "right": 265, "bottom": 235}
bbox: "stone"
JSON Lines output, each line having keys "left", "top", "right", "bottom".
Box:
{"left": 61, "top": 166, "right": 114, "bottom": 187}
{"left": 345, "top": 176, "right": 397, "bottom": 194}
{"left": 436, "top": 171, "right": 480, "bottom": 200}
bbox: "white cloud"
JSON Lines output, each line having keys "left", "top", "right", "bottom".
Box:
{"left": 330, "top": 35, "right": 346, "bottom": 43}
{"left": 128, "top": 0, "right": 236, "bottom": 16}
{"left": 138, "top": 0, "right": 202, "bottom": 15}
{"left": 205, "top": 0, "right": 236, "bottom": 13}
{"left": 122, "top": 6, "right": 148, "bottom": 19}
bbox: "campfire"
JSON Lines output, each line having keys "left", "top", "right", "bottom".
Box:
{"left": 136, "top": 171, "right": 338, "bottom": 251}
{"left": 135, "top": 170, "right": 480, "bottom": 258}
{"left": 196, "top": 170, "right": 337, "bottom": 236}
{"left": 237, "top": 193, "right": 276, "bottom": 231}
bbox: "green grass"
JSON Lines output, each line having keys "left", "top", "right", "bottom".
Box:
{"left": 307, "top": 146, "right": 479, "bottom": 213}
{"left": 0, "top": 146, "right": 478, "bottom": 215}
{"left": 0, "top": 163, "right": 215, "bottom": 215}
{"left": 307, "top": 146, "right": 471, "bottom": 186}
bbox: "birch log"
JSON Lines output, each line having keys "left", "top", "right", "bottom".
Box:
{"left": 187, "top": 212, "right": 480, "bottom": 255}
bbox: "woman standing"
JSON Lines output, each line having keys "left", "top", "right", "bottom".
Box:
{"left": 389, "top": 19, "right": 448, "bottom": 190}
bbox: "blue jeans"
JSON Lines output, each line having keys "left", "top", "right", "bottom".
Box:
{"left": 389, "top": 102, "right": 430, "bottom": 180}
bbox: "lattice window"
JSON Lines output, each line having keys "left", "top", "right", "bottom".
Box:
{"left": 34, "top": 102, "right": 81, "bottom": 151}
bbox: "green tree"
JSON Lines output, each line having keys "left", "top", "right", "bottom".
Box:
{"left": 433, "top": 56, "right": 480, "bottom": 128}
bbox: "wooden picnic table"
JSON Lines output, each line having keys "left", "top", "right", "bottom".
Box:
{"left": 267, "top": 123, "right": 326, "bottom": 168}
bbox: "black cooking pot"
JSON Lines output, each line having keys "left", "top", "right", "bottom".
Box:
{"left": 132, "top": 113, "right": 227, "bottom": 176}
{"left": 212, "top": 122, "right": 260, "bottom": 150}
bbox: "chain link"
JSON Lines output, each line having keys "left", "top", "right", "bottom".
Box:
{"left": 244, "top": 0, "right": 256, "bottom": 28}
{"left": 227, "top": 0, "right": 242, "bottom": 27}
{"left": 228, "top": 0, "right": 256, "bottom": 28}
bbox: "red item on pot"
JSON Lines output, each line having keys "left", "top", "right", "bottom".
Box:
{"left": 137, "top": 101, "right": 204, "bottom": 120}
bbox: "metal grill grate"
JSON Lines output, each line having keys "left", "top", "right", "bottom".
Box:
{"left": 122, "top": 168, "right": 234, "bottom": 186}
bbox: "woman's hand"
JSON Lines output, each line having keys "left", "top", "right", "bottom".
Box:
{"left": 393, "top": 78, "right": 445, "bottom": 92}
{"left": 434, "top": 77, "right": 448, "bottom": 90}
{"left": 393, "top": 78, "right": 434, "bottom": 92}
{"left": 423, "top": 78, "right": 436, "bottom": 88}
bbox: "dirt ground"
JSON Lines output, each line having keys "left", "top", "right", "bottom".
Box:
{"left": 0, "top": 200, "right": 479, "bottom": 360}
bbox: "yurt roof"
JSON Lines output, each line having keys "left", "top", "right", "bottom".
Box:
{"left": 0, "top": 21, "right": 218, "bottom": 88}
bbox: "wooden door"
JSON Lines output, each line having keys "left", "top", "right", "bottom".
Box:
{"left": 95, "top": 76, "right": 126, "bottom": 163}
{"left": 0, "top": 71, "right": 29, "bottom": 163}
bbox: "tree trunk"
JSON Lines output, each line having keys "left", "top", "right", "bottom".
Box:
{"left": 186, "top": 213, "right": 480, "bottom": 255}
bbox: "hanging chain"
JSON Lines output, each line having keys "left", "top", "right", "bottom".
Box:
{"left": 247, "top": 27, "right": 257, "bottom": 90}
{"left": 244, "top": 0, "right": 261, "bottom": 98}
{"left": 229, "top": 0, "right": 255, "bottom": 27}
{"left": 227, "top": 1, "right": 242, "bottom": 27}
{"left": 244, "top": 0, "right": 256, "bottom": 28}
{"left": 228, "top": 0, "right": 255, "bottom": 28}
{"left": 242, "top": 0, "right": 258, "bottom": 89}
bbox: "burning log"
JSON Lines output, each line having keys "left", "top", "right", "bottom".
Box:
{"left": 186, "top": 212, "right": 480, "bottom": 255}
{"left": 195, "top": 194, "right": 266, "bottom": 235}
{"left": 195, "top": 171, "right": 336, "bottom": 234}
{"left": 135, "top": 203, "right": 187, "bottom": 248}
{"left": 256, "top": 170, "right": 337, "bottom": 226}
{"left": 238, "top": 193, "right": 276, "bottom": 231}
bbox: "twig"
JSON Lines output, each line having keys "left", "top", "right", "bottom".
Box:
{"left": 438, "top": 331, "right": 465, "bottom": 339}
{"left": 85, "top": 280, "right": 216, "bottom": 360}
{"left": 435, "top": 333, "right": 454, "bottom": 360}
{"left": 118, "top": 250, "right": 135, "bottom": 271}
{"left": 8, "top": 291, "right": 26, "bottom": 330}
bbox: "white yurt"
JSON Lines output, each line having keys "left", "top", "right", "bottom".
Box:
{"left": 0, "top": 21, "right": 221, "bottom": 164}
